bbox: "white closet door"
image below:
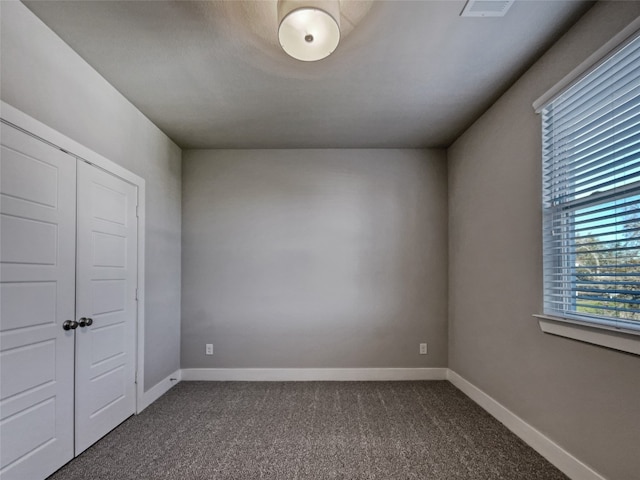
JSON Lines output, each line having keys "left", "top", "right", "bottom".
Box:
{"left": 0, "top": 124, "right": 76, "bottom": 480}
{"left": 74, "top": 161, "right": 137, "bottom": 455}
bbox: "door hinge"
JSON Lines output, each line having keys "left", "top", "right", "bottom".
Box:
{"left": 135, "top": 371, "right": 138, "bottom": 384}
{"left": 136, "top": 205, "right": 139, "bottom": 218}
{"left": 135, "top": 288, "right": 139, "bottom": 301}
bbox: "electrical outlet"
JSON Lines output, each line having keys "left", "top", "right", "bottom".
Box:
{"left": 205, "top": 344, "right": 213, "bottom": 355}
{"left": 419, "top": 343, "right": 428, "bottom": 355}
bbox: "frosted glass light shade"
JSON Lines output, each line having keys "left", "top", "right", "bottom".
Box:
{"left": 278, "top": 0, "right": 340, "bottom": 62}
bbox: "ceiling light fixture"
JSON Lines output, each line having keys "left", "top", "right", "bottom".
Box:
{"left": 278, "top": 0, "right": 341, "bottom": 62}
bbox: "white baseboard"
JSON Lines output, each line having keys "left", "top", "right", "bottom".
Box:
{"left": 447, "top": 370, "right": 605, "bottom": 480}
{"left": 181, "top": 367, "right": 448, "bottom": 382}
{"left": 137, "top": 369, "right": 181, "bottom": 413}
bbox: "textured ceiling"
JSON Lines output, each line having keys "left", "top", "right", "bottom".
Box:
{"left": 23, "top": 0, "right": 593, "bottom": 149}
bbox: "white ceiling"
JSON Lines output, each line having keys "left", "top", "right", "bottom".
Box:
{"left": 23, "top": 0, "right": 593, "bottom": 149}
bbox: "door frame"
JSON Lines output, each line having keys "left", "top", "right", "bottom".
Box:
{"left": 1, "top": 101, "right": 148, "bottom": 414}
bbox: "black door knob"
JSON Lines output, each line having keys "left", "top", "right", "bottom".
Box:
{"left": 63, "top": 320, "right": 78, "bottom": 330}
{"left": 78, "top": 317, "right": 94, "bottom": 327}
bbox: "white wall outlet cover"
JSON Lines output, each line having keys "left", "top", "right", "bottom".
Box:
{"left": 419, "top": 343, "right": 428, "bottom": 355}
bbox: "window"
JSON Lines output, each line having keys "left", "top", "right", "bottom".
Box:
{"left": 541, "top": 33, "right": 640, "bottom": 335}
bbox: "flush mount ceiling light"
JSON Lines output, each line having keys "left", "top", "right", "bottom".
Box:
{"left": 278, "top": 0, "right": 341, "bottom": 62}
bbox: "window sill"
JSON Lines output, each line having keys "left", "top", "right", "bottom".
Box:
{"left": 533, "top": 315, "right": 640, "bottom": 356}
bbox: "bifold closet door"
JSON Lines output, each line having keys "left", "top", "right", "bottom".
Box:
{"left": 1, "top": 122, "right": 139, "bottom": 477}
{"left": 74, "top": 161, "right": 137, "bottom": 455}
{"left": 0, "top": 124, "right": 76, "bottom": 480}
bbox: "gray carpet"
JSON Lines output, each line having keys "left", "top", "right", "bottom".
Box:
{"left": 49, "top": 381, "right": 568, "bottom": 479}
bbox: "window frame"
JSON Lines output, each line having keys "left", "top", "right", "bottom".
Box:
{"left": 534, "top": 25, "right": 640, "bottom": 355}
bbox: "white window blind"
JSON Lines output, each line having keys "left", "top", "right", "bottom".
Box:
{"left": 542, "top": 32, "right": 640, "bottom": 334}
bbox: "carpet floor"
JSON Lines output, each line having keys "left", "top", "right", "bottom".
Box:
{"left": 48, "top": 381, "right": 568, "bottom": 480}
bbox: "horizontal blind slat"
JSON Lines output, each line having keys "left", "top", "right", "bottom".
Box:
{"left": 550, "top": 39, "right": 640, "bottom": 113}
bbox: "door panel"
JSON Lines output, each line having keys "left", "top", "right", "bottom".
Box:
{"left": 1, "top": 214, "right": 58, "bottom": 264}
{"left": 0, "top": 340, "right": 56, "bottom": 399}
{"left": 74, "top": 161, "right": 137, "bottom": 455}
{"left": 1, "top": 282, "right": 57, "bottom": 331}
{"left": 0, "top": 124, "right": 76, "bottom": 480}
{"left": 0, "top": 398, "right": 57, "bottom": 469}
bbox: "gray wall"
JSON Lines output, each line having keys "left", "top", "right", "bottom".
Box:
{"left": 182, "top": 149, "right": 447, "bottom": 368}
{"left": 0, "top": 1, "right": 182, "bottom": 391}
{"left": 448, "top": 2, "right": 640, "bottom": 480}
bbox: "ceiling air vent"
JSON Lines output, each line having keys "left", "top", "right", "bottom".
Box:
{"left": 460, "top": 0, "right": 515, "bottom": 17}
